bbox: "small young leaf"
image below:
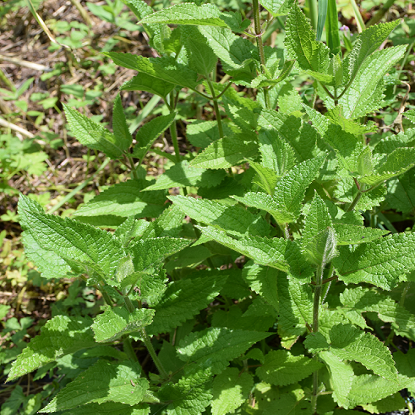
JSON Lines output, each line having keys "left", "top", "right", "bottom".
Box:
{"left": 112, "top": 94, "right": 132, "bottom": 151}
{"left": 42, "top": 360, "right": 148, "bottom": 412}
{"left": 285, "top": 3, "right": 330, "bottom": 76}
{"left": 92, "top": 307, "right": 155, "bottom": 342}
{"left": 133, "top": 112, "right": 176, "bottom": 160}
{"left": 7, "top": 315, "right": 95, "bottom": 382}
{"left": 256, "top": 350, "right": 323, "bottom": 386}
{"left": 64, "top": 105, "right": 125, "bottom": 159}
{"left": 261, "top": 0, "right": 293, "bottom": 17}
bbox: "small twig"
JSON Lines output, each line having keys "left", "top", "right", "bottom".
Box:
{"left": 0, "top": 54, "right": 49, "bottom": 71}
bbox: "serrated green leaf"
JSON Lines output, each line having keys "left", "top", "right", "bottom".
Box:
{"left": 92, "top": 307, "right": 155, "bottom": 343}
{"left": 140, "top": 3, "right": 228, "bottom": 27}
{"left": 357, "top": 146, "right": 374, "bottom": 176}
{"left": 121, "top": 73, "right": 174, "bottom": 98}
{"left": 393, "top": 349, "right": 415, "bottom": 392}
{"left": 129, "top": 237, "right": 191, "bottom": 273}
{"left": 320, "top": 351, "right": 354, "bottom": 408}
{"left": 258, "top": 110, "right": 319, "bottom": 163}
{"left": 189, "top": 132, "right": 259, "bottom": 169}
{"left": 181, "top": 26, "right": 218, "bottom": 76}
{"left": 158, "top": 374, "right": 212, "bottom": 415}
{"left": 386, "top": 169, "right": 415, "bottom": 214}
{"left": 212, "top": 368, "right": 253, "bottom": 415}
{"left": 143, "top": 160, "right": 226, "bottom": 191}
{"left": 284, "top": 3, "right": 330, "bottom": 76}
{"left": 360, "top": 147, "right": 415, "bottom": 186}
{"left": 7, "top": 315, "right": 95, "bottom": 382}
{"left": 141, "top": 204, "right": 185, "bottom": 239}
{"left": 277, "top": 275, "right": 313, "bottom": 337}
{"left": 258, "top": 128, "right": 297, "bottom": 176}
{"left": 249, "top": 160, "right": 279, "bottom": 195}
{"left": 257, "top": 350, "right": 322, "bottom": 386}
{"left": 338, "top": 46, "right": 407, "bottom": 119}
{"left": 333, "top": 232, "right": 415, "bottom": 290}
{"left": 22, "top": 232, "right": 73, "bottom": 279}
{"left": 19, "top": 195, "right": 126, "bottom": 279}
{"left": 73, "top": 180, "right": 166, "bottom": 219}
{"left": 177, "top": 327, "right": 270, "bottom": 375}
{"left": 347, "top": 374, "right": 409, "bottom": 407}
{"left": 170, "top": 195, "right": 270, "bottom": 237}
{"left": 104, "top": 53, "right": 200, "bottom": 90}
{"left": 132, "top": 112, "right": 176, "bottom": 160}
{"left": 64, "top": 105, "right": 124, "bottom": 159}
{"left": 303, "top": 105, "right": 363, "bottom": 173}
{"left": 344, "top": 20, "right": 401, "bottom": 85}
{"left": 242, "top": 262, "right": 279, "bottom": 310}
{"left": 42, "top": 361, "right": 147, "bottom": 412}
{"left": 60, "top": 402, "right": 149, "bottom": 415}
{"left": 261, "top": 0, "right": 293, "bottom": 17}
{"left": 329, "top": 324, "right": 397, "bottom": 379}
{"left": 304, "top": 332, "right": 330, "bottom": 352}
{"left": 261, "top": 388, "right": 312, "bottom": 415}
{"left": 302, "top": 193, "right": 335, "bottom": 265}
{"left": 112, "top": 94, "right": 132, "bottom": 151}
{"left": 198, "top": 26, "right": 256, "bottom": 85}
{"left": 147, "top": 273, "right": 226, "bottom": 335}
{"left": 340, "top": 287, "right": 415, "bottom": 341}
{"left": 334, "top": 224, "right": 389, "bottom": 245}
{"left": 362, "top": 392, "right": 406, "bottom": 414}
{"left": 186, "top": 120, "right": 228, "bottom": 149}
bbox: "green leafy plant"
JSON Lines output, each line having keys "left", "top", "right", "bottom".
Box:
{"left": 7, "top": 0, "right": 415, "bottom": 414}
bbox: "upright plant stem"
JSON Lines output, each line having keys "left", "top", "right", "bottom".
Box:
{"left": 311, "top": 264, "right": 324, "bottom": 414}
{"left": 124, "top": 295, "right": 168, "bottom": 378}
{"left": 207, "top": 78, "right": 224, "bottom": 139}
{"left": 169, "top": 92, "right": 181, "bottom": 163}
{"left": 252, "top": 0, "right": 270, "bottom": 108}
{"left": 307, "top": 0, "right": 318, "bottom": 31}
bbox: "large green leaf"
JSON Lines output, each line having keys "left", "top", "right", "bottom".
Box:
{"left": 170, "top": 195, "right": 271, "bottom": 237}
{"left": 256, "top": 350, "right": 323, "bottom": 386}
{"left": 73, "top": 180, "right": 166, "bottom": 219}
{"left": 121, "top": 73, "right": 175, "bottom": 98}
{"left": 143, "top": 160, "right": 226, "bottom": 191}
{"left": 344, "top": 20, "right": 401, "bottom": 85}
{"left": 189, "top": 133, "right": 259, "bottom": 169}
{"left": 338, "top": 46, "right": 407, "bottom": 119}
{"left": 140, "top": 3, "right": 228, "bottom": 27}
{"left": 211, "top": 368, "right": 253, "bottom": 415}
{"left": 147, "top": 272, "right": 227, "bottom": 335}
{"left": 386, "top": 169, "right": 415, "bottom": 214}
{"left": 42, "top": 360, "right": 148, "bottom": 412}
{"left": 7, "top": 315, "right": 95, "bottom": 381}
{"left": 329, "top": 324, "right": 397, "bottom": 379}
{"left": 177, "top": 327, "right": 270, "bottom": 375}
{"left": 19, "top": 195, "right": 126, "bottom": 279}
{"left": 104, "top": 53, "right": 200, "bottom": 89}
{"left": 333, "top": 232, "right": 415, "bottom": 290}
{"left": 92, "top": 307, "right": 155, "bottom": 342}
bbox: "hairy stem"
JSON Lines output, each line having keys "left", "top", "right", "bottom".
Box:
{"left": 140, "top": 328, "right": 168, "bottom": 379}
{"left": 123, "top": 335, "right": 139, "bottom": 362}
{"left": 311, "top": 264, "right": 324, "bottom": 414}
{"left": 252, "top": 0, "right": 270, "bottom": 108}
